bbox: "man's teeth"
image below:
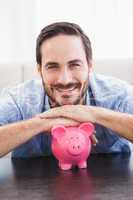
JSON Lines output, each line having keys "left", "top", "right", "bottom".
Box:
{"left": 57, "top": 87, "right": 76, "bottom": 92}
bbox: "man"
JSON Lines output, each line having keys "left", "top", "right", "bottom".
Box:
{"left": 0, "top": 22, "right": 133, "bottom": 158}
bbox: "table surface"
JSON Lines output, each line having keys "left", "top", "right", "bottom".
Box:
{"left": 0, "top": 154, "right": 133, "bottom": 200}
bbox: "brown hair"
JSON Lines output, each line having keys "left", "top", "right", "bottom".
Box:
{"left": 36, "top": 22, "right": 92, "bottom": 65}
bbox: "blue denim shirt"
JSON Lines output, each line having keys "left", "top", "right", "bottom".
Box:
{"left": 0, "top": 72, "right": 133, "bottom": 158}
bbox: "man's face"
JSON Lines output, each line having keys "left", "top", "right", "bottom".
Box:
{"left": 38, "top": 34, "right": 92, "bottom": 107}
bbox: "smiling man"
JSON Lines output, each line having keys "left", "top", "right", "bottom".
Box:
{"left": 0, "top": 22, "right": 133, "bottom": 158}
{"left": 38, "top": 34, "right": 90, "bottom": 107}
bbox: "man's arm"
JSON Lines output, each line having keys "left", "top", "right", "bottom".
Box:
{"left": 38, "top": 105, "right": 133, "bottom": 142}
{"left": 92, "top": 106, "right": 133, "bottom": 142}
{"left": 0, "top": 116, "right": 80, "bottom": 157}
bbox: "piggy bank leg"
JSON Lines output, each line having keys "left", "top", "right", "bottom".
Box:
{"left": 78, "top": 161, "right": 87, "bottom": 169}
{"left": 59, "top": 162, "right": 72, "bottom": 170}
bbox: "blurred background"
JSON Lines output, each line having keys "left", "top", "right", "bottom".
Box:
{"left": 0, "top": 0, "right": 133, "bottom": 89}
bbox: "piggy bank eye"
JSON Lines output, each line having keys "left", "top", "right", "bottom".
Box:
{"left": 70, "top": 136, "right": 79, "bottom": 139}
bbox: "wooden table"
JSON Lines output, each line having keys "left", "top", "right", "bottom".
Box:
{"left": 0, "top": 154, "right": 133, "bottom": 200}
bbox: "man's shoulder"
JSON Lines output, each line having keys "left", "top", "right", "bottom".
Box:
{"left": 13, "top": 79, "right": 42, "bottom": 91}
{"left": 1, "top": 79, "right": 44, "bottom": 117}
{"left": 92, "top": 72, "right": 131, "bottom": 87}
{"left": 90, "top": 72, "right": 133, "bottom": 107}
{"left": 2, "top": 79, "right": 43, "bottom": 97}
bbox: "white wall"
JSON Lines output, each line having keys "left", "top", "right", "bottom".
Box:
{"left": 0, "top": 0, "right": 133, "bottom": 64}
{"left": 0, "top": 0, "right": 35, "bottom": 63}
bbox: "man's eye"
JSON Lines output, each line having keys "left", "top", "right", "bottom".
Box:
{"left": 70, "top": 63, "right": 81, "bottom": 67}
{"left": 47, "top": 65, "right": 58, "bottom": 69}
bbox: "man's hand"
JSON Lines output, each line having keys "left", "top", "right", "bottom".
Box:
{"left": 37, "top": 105, "right": 96, "bottom": 123}
{"left": 40, "top": 116, "right": 98, "bottom": 145}
{"left": 41, "top": 116, "right": 80, "bottom": 132}
{"left": 37, "top": 104, "right": 133, "bottom": 143}
{"left": 37, "top": 105, "right": 98, "bottom": 145}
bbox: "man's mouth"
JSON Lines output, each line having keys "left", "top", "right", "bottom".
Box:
{"left": 55, "top": 85, "right": 78, "bottom": 93}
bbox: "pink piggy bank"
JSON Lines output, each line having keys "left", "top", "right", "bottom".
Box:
{"left": 51, "top": 122, "right": 95, "bottom": 170}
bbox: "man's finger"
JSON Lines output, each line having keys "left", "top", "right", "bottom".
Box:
{"left": 90, "top": 135, "right": 98, "bottom": 146}
{"left": 37, "top": 108, "right": 61, "bottom": 119}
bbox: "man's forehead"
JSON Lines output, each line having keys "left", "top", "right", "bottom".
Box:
{"left": 41, "top": 34, "right": 82, "bottom": 46}
{"left": 40, "top": 34, "right": 87, "bottom": 65}
{"left": 41, "top": 35, "right": 85, "bottom": 54}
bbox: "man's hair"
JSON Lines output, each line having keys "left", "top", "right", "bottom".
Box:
{"left": 36, "top": 22, "right": 92, "bottom": 65}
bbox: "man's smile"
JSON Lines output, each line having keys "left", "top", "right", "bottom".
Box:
{"left": 55, "top": 85, "right": 78, "bottom": 94}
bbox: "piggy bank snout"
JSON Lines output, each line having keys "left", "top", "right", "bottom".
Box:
{"left": 67, "top": 135, "right": 85, "bottom": 155}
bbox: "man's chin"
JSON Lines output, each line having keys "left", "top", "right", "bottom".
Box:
{"left": 55, "top": 97, "right": 81, "bottom": 106}
{"left": 60, "top": 102, "right": 74, "bottom": 106}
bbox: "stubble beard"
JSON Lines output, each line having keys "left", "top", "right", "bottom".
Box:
{"left": 41, "top": 75, "right": 89, "bottom": 108}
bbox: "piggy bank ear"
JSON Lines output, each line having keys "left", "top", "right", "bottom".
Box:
{"left": 51, "top": 125, "right": 66, "bottom": 139}
{"left": 79, "top": 122, "right": 94, "bottom": 137}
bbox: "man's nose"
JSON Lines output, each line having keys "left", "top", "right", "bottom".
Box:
{"left": 57, "top": 68, "right": 73, "bottom": 84}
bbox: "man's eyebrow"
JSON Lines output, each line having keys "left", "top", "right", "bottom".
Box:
{"left": 44, "top": 62, "right": 59, "bottom": 68}
{"left": 68, "top": 59, "right": 83, "bottom": 64}
{"left": 44, "top": 59, "right": 83, "bottom": 68}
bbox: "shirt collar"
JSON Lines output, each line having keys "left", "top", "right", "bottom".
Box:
{"left": 44, "top": 93, "right": 51, "bottom": 111}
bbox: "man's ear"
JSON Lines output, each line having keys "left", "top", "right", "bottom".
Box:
{"left": 88, "top": 60, "right": 93, "bottom": 73}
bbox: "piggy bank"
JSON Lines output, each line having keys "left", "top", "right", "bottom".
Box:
{"left": 51, "top": 122, "right": 94, "bottom": 170}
